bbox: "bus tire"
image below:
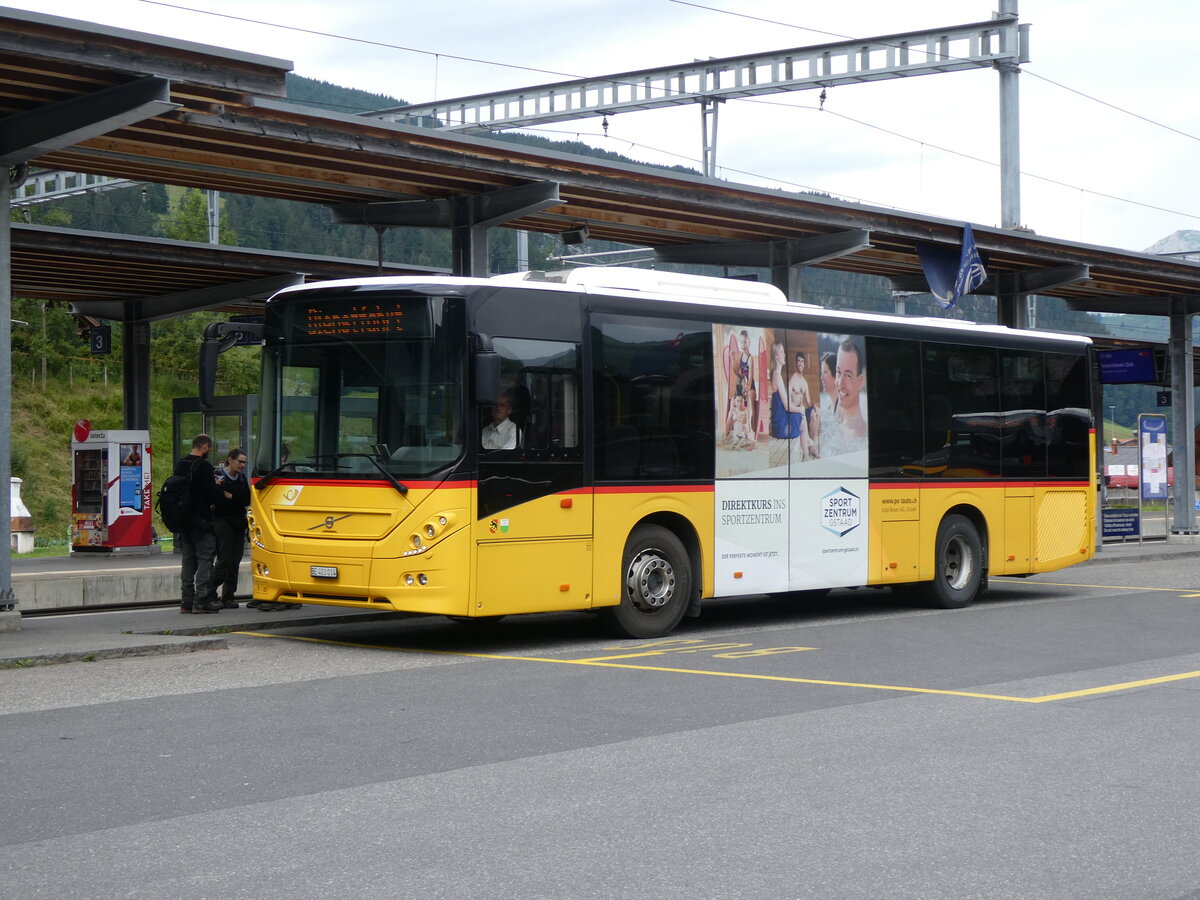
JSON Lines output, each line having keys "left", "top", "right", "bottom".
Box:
{"left": 919, "top": 514, "right": 983, "bottom": 609}
{"left": 603, "top": 525, "right": 692, "bottom": 638}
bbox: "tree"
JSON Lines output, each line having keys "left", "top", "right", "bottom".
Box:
{"left": 162, "top": 188, "right": 238, "bottom": 245}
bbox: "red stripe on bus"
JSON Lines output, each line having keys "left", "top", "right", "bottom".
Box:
{"left": 250, "top": 477, "right": 476, "bottom": 489}
{"left": 595, "top": 484, "right": 715, "bottom": 495}
{"left": 871, "top": 480, "right": 1090, "bottom": 490}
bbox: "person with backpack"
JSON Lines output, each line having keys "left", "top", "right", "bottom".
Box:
{"left": 174, "top": 434, "right": 225, "bottom": 614}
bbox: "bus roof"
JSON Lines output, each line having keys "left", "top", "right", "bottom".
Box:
{"left": 268, "top": 269, "right": 1091, "bottom": 348}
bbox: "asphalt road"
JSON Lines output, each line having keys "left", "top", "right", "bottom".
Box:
{"left": 3, "top": 555, "right": 1200, "bottom": 899}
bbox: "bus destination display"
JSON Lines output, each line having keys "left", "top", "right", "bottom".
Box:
{"left": 305, "top": 302, "right": 408, "bottom": 337}
{"left": 297, "top": 299, "right": 430, "bottom": 339}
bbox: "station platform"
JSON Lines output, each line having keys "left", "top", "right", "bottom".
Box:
{"left": 11, "top": 550, "right": 251, "bottom": 613}
{"left": 0, "top": 538, "right": 1194, "bottom": 669}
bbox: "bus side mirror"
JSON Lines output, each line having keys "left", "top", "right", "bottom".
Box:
{"left": 474, "top": 350, "right": 500, "bottom": 406}
{"left": 472, "top": 333, "right": 501, "bottom": 405}
{"left": 199, "top": 321, "right": 264, "bottom": 410}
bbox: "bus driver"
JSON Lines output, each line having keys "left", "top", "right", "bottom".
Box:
{"left": 481, "top": 392, "right": 519, "bottom": 450}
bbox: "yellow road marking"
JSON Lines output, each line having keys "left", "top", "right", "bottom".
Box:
{"left": 1026, "top": 669, "right": 1200, "bottom": 703}
{"left": 995, "top": 578, "right": 1200, "bottom": 594}
{"left": 238, "top": 630, "right": 1200, "bottom": 704}
{"left": 236, "top": 631, "right": 1028, "bottom": 701}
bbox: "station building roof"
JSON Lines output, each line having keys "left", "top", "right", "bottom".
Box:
{"left": 4, "top": 7, "right": 1200, "bottom": 317}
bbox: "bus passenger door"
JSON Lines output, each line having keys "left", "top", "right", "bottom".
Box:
{"left": 475, "top": 338, "right": 591, "bottom": 616}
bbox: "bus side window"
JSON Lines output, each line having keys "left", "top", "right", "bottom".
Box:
{"left": 866, "top": 337, "right": 922, "bottom": 478}
{"left": 1045, "top": 353, "right": 1091, "bottom": 477}
{"left": 922, "top": 345, "right": 1001, "bottom": 478}
{"left": 490, "top": 338, "right": 580, "bottom": 458}
{"left": 593, "top": 317, "right": 714, "bottom": 482}
{"left": 1000, "top": 350, "right": 1047, "bottom": 478}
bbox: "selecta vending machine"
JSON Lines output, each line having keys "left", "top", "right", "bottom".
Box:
{"left": 70, "top": 419, "right": 155, "bottom": 553}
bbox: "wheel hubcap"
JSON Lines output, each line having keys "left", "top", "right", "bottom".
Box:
{"left": 943, "top": 534, "right": 973, "bottom": 591}
{"left": 626, "top": 549, "right": 676, "bottom": 612}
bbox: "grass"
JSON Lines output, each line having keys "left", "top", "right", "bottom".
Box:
{"left": 1102, "top": 419, "right": 1134, "bottom": 441}
{"left": 11, "top": 537, "right": 173, "bottom": 559}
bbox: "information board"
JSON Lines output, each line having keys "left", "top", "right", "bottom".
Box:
{"left": 1138, "top": 414, "right": 1169, "bottom": 501}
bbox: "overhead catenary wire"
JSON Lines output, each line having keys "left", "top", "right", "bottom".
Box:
{"left": 670, "top": 0, "right": 1200, "bottom": 146}
{"left": 135, "top": 0, "right": 1200, "bottom": 232}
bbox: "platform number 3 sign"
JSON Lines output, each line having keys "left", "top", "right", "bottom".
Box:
{"left": 89, "top": 325, "right": 111, "bottom": 356}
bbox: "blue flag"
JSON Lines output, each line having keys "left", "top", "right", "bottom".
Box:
{"left": 917, "top": 223, "right": 988, "bottom": 309}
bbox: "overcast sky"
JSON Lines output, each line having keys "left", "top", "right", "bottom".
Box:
{"left": 10, "top": 0, "right": 1200, "bottom": 254}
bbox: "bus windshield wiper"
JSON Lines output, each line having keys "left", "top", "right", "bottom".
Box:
{"left": 333, "top": 453, "right": 409, "bottom": 495}
{"left": 255, "top": 454, "right": 407, "bottom": 493}
{"left": 254, "top": 462, "right": 294, "bottom": 491}
{"left": 253, "top": 456, "right": 335, "bottom": 489}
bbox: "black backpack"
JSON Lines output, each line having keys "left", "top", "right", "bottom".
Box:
{"left": 157, "top": 458, "right": 198, "bottom": 533}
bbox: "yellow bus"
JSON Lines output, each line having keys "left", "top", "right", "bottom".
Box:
{"left": 202, "top": 267, "right": 1095, "bottom": 638}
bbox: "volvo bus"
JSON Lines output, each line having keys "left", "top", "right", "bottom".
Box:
{"left": 201, "top": 267, "right": 1095, "bottom": 638}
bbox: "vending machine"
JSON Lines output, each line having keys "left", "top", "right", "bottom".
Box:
{"left": 70, "top": 420, "right": 154, "bottom": 553}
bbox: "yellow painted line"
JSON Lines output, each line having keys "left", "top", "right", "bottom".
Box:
{"left": 1025, "top": 669, "right": 1200, "bottom": 703}
{"left": 995, "top": 578, "right": 1200, "bottom": 594}
{"left": 235, "top": 631, "right": 1200, "bottom": 704}
{"left": 236, "top": 631, "right": 1030, "bottom": 701}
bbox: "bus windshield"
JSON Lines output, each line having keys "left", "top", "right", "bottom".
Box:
{"left": 256, "top": 292, "right": 466, "bottom": 480}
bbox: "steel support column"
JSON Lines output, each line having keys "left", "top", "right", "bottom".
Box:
{"left": 451, "top": 196, "right": 490, "bottom": 278}
{"left": 1168, "top": 297, "right": 1198, "bottom": 537}
{"left": 122, "top": 321, "right": 152, "bottom": 430}
{"left": 998, "top": 0, "right": 1023, "bottom": 231}
{"left": 0, "top": 171, "right": 16, "bottom": 617}
{"left": 995, "top": 271, "right": 1028, "bottom": 328}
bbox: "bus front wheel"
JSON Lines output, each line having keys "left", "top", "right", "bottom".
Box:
{"left": 603, "top": 525, "right": 692, "bottom": 638}
{"left": 919, "top": 514, "right": 983, "bottom": 609}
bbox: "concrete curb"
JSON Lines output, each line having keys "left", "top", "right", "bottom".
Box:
{"left": 141, "top": 611, "right": 400, "bottom": 637}
{"left": 0, "top": 636, "right": 228, "bottom": 668}
{"left": 0, "top": 611, "right": 398, "bottom": 668}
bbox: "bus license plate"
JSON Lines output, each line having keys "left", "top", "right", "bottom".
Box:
{"left": 310, "top": 565, "right": 338, "bottom": 579}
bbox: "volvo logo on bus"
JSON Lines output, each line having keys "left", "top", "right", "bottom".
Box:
{"left": 820, "top": 487, "right": 861, "bottom": 537}
{"left": 309, "top": 513, "right": 354, "bottom": 530}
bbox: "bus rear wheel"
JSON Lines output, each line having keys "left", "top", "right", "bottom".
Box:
{"left": 603, "top": 525, "right": 692, "bottom": 638}
{"left": 919, "top": 514, "right": 983, "bottom": 609}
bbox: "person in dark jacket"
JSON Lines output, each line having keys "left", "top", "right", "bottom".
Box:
{"left": 211, "top": 447, "right": 251, "bottom": 609}
{"left": 177, "top": 434, "right": 224, "bottom": 614}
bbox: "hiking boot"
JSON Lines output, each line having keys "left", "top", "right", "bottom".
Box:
{"left": 192, "top": 603, "right": 221, "bottom": 614}
{"left": 221, "top": 598, "right": 239, "bottom": 609}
